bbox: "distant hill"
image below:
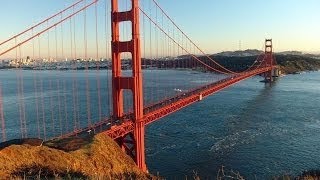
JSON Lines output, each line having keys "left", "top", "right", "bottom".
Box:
{"left": 214, "top": 49, "right": 263, "bottom": 57}
{"left": 212, "top": 54, "right": 320, "bottom": 74}
{"left": 143, "top": 53, "right": 320, "bottom": 75}
{"left": 276, "top": 51, "right": 303, "bottom": 56}
{"left": 213, "top": 50, "right": 320, "bottom": 58}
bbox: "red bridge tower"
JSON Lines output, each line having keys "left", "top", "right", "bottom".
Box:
{"left": 111, "top": 0, "right": 146, "bottom": 171}
{"left": 264, "top": 39, "right": 274, "bottom": 82}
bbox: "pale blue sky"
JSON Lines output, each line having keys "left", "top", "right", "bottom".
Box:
{"left": 1, "top": 0, "right": 319, "bottom": 56}
{"left": 155, "top": 0, "right": 320, "bottom": 53}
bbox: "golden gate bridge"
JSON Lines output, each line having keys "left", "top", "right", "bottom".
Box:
{"left": 0, "top": 0, "right": 279, "bottom": 171}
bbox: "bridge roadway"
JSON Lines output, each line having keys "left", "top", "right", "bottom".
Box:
{"left": 55, "top": 66, "right": 273, "bottom": 141}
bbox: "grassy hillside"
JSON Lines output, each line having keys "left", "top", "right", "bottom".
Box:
{"left": 0, "top": 134, "right": 153, "bottom": 179}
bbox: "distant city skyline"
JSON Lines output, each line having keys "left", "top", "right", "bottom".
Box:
{"left": 0, "top": 0, "right": 319, "bottom": 59}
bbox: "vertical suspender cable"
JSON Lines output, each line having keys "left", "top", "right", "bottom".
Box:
{"left": 19, "top": 45, "right": 27, "bottom": 138}
{"left": 15, "top": 38, "right": 23, "bottom": 138}
{"left": 105, "top": 0, "right": 112, "bottom": 120}
{"left": 95, "top": 1, "right": 102, "bottom": 123}
{"left": 71, "top": 16, "right": 77, "bottom": 131}
{"left": 33, "top": 29, "right": 40, "bottom": 139}
{"left": 74, "top": 5, "right": 80, "bottom": 126}
{"left": 0, "top": 84, "right": 6, "bottom": 142}
{"left": 84, "top": 0, "right": 91, "bottom": 126}
{"left": 40, "top": 79, "right": 46, "bottom": 140}
{"left": 49, "top": 80, "right": 55, "bottom": 136}
{"left": 55, "top": 25, "right": 63, "bottom": 136}
{"left": 57, "top": 80, "right": 63, "bottom": 136}
{"left": 63, "top": 80, "right": 69, "bottom": 133}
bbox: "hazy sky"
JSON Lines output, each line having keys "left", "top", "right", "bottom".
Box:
{"left": 1, "top": 0, "right": 319, "bottom": 58}
{"left": 156, "top": 0, "right": 320, "bottom": 53}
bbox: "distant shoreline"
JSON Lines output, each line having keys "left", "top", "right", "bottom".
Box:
{"left": 1, "top": 54, "right": 319, "bottom": 75}
{"left": 1, "top": 66, "right": 319, "bottom": 75}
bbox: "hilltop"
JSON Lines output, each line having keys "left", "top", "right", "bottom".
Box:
{"left": 214, "top": 49, "right": 263, "bottom": 57}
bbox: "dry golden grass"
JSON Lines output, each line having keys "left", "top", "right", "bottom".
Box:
{"left": 0, "top": 133, "right": 153, "bottom": 179}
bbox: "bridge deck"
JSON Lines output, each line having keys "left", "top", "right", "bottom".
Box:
{"left": 54, "top": 67, "right": 273, "bottom": 140}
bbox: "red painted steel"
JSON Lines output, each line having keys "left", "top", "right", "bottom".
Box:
{"left": 111, "top": 0, "right": 146, "bottom": 171}
{"left": 50, "top": 51, "right": 276, "bottom": 172}
{"left": 149, "top": 0, "right": 237, "bottom": 74}
{"left": 0, "top": 0, "right": 85, "bottom": 47}
{"left": 0, "top": 0, "right": 97, "bottom": 57}
{"left": 54, "top": 65, "right": 275, "bottom": 142}
{"left": 105, "top": 66, "right": 275, "bottom": 139}
{"left": 264, "top": 39, "right": 274, "bottom": 82}
{"left": 0, "top": 0, "right": 278, "bottom": 172}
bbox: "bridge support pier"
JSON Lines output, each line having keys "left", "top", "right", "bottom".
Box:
{"left": 264, "top": 71, "right": 273, "bottom": 83}
{"left": 111, "top": 0, "right": 146, "bottom": 171}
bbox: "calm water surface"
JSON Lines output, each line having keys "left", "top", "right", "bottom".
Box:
{"left": 0, "top": 69, "right": 319, "bottom": 179}
{"left": 146, "top": 71, "right": 320, "bottom": 179}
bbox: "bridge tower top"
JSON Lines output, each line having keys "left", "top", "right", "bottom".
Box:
{"left": 265, "top": 39, "right": 272, "bottom": 54}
